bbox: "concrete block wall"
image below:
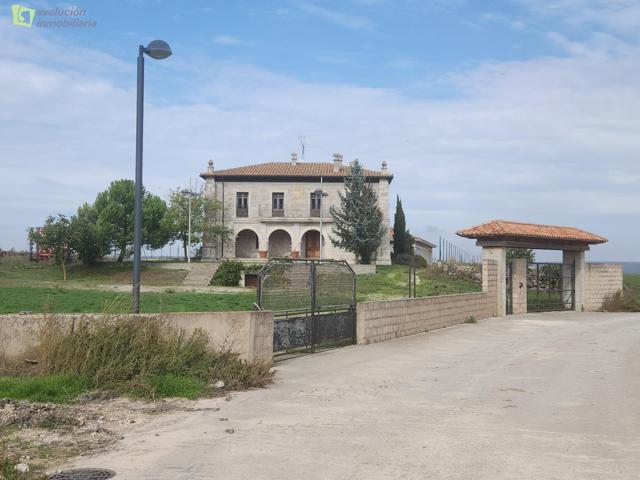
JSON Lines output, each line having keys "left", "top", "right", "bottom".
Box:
{"left": 584, "top": 263, "right": 624, "bottom": 311}
{"left": 0, "top": 311, "right": 274, "bottom": 366}
{"left": 356, "top": 259, "right": 498, "bottom": 344}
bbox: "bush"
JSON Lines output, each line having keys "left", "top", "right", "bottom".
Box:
{"left": 210, "top": 259, "right": 244, "bottom": 286}
{"left": 242, "top": 263, "right": 265, "bottom": 274}
{"left": 601, "top": 288, "right": 640, "bottom": 312}
{"left": 392, "top": 254, "right": 426, "bottom": 267}
{"left": 14, "top": 316, "right": 274, "bottom": 400}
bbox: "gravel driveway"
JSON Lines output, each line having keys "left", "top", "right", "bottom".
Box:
{"left": 73, "top": 312, "right": 640, "bottom": 479}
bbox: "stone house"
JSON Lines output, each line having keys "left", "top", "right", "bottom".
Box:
{"left": 199, "top": 153, "right": 393, "bottom": 265}
{"left": 413, "top": 236, "right": 436, "bottom": 264}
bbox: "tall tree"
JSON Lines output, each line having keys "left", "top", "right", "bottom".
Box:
{"left": 163, "top": 187, "right": 231, "bottom": 261}
{"left": 329, "top": 159, "right": 385, "bottom": 264}
{"left": 392, "top": 195, "right": 414, "bottom": 257}
{"left": 94, "top": 180, "right": 170, "bottom": 262}
{"left": 29, "top": 215, "right": 74, "bottom": 280}
{"left": 72, "top": 203, "right": 109, "bottom": 265}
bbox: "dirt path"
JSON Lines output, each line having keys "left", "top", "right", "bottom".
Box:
{"left": 70, "top": 312, "right": 640, "bottom": 479}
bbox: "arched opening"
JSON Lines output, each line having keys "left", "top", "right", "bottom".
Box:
{"left": 235, "top": 229, "right": 259, "bottom": 258}
{"left": 301, "top": 230, "right": 321, "bottom": 259}
{"left": 268, "top": 229, "right": 292, "bottom": 258}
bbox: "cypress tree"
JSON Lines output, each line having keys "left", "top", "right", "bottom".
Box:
{"left": 330, "top": 159, "right": 385, "bottom": 264}
{"left": 393, "top": 196, "right": 413, "bottom": 257}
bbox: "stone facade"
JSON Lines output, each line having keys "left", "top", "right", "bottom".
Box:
{"left": 200, "top": 156, "right": 392, "bottom": 265}
{"left": 584, "top": 263, "right": 624, "bottom": 311}
{"left": 357, "top": 259, "right": 497, "bottom": 344}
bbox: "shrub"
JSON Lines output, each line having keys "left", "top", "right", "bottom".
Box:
{"left": 242, "top": 263, "right": 265, "bottom": 274}
{"left": 392, "top": 253, "right": 426, "bottom": 267}
{"left": 23, "top": 316, "right": 273, "bottom": 399}
{"left": 210, "top": 259, "right": 244, "bottom": 286}
{"left": 601, "top": 288, "right": 640, "bottom": 312}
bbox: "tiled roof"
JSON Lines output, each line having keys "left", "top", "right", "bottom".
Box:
{"left": 456, "top": 220, "right": 607, "bottom": 244}
{"left": 200, "top": 162, "right": 391, "bottom": 180}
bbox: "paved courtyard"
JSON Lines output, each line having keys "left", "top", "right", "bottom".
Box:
{"left": 75, "top": 312, "right": 640, "bottom": 479}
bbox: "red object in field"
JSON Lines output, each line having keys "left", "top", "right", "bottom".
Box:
{"left": 37, "top": 249, "right": 54, "bottom": 260}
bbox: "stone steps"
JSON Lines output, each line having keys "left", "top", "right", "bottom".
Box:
{"left": 182, "top": 262, "right": 220, "bottom": 287}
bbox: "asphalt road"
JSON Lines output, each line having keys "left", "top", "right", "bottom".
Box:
{"left": 74, "top": 312, "right": 640, "bottom": 479}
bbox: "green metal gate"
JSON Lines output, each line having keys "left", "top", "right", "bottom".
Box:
{"left": 257, "top": 259, "right": 357, "bottom": 356}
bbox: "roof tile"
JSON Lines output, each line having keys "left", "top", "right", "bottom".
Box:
{"left": 200, "top": 162, "right": 391, "bottom": 180}
{"left": 457, "top": 220, "right": 607, "bottom": 244}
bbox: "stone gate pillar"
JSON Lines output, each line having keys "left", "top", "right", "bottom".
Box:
{"left": 511, "top": 258, "right": 528, "bottom": 315}
{"left": 483, "top": 246, "right": 506, "bottom": 316}
{"left": 562, "top": 250, "right": 585, "bottom": 311}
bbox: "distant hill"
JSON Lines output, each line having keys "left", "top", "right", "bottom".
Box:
{"left": 622, "top": 263, "right": 640, "bottom": 274}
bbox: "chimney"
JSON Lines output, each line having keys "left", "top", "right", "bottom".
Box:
{"left": 207, "top": 159, "right": 214, "bottom": 173}
{"left": 332, "top": 153, "right": 343, "bottom": 173}
{"left": 291, "top": 152, "right": 298, "bottom": 166}
{"left": 381, "top": 160, "right": 388, "bottom": 173}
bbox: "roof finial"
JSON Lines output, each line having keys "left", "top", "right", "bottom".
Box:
{"left": 381, "top": 160, "right": 388, "bottom": 173}
{"left": 207, "top": 159, "right": 214, "bottom": 173}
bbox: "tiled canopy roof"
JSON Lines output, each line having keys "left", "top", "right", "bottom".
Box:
{"left": 200, "top": 162, "right": 391, "bottom": 180}
{"left": 457, "top": 220, "right": 607, "bottom": 244}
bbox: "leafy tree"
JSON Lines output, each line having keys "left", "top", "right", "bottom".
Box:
{"left": 72, "top": 203, "right": 109, "bottom": 265}
{"left": 29, "top": 215, "right": 74, "bottom": 280}
{"left": 163, "top": 188, "right": 231, "bottom": 261}
{"left": 94, "top": 180, "right": 170, "bottom": 262}
{"left": 507, "top": 248, "right": 535, "bottom": 263}
{"left": 392, "top": 195, "right": 414, "bottom": 257}
{"left": 329, "top": 159, "right": 385, "bottom": 265}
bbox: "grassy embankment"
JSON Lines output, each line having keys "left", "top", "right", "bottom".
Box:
{"left": 0, "top": 257, "right": 254, "bottom": 314}
{"left": 0, "top": 258, "right": 479, "bottom": 314}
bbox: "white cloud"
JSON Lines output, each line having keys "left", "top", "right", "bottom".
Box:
{"left": 295, "top": 1, "right": 374, "bottom": 30}
{"left": 212, "top": 35, "right": 251, "bottom": 46}
{"left": 1, "top": 18, "right": 639, "bottom": 260}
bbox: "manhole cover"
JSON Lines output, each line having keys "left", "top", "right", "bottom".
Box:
{"left": 48, "top": 469, "right": 116, "bottom": 480}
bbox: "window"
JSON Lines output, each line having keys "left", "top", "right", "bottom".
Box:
{"left": 236, "top": 192, "right": 248, "bottom": 217}
{"left": 272, "top": 192, "right": 284, "bottom": 216}
{"left": 310, "top": 192, "right": 322, "bottom": 217}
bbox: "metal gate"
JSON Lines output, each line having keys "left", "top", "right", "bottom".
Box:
{"left": 527, "top": 262, "right": 575, "bottom": 312}
{"left": 257, "top": 259, "right": 357, "bottom": 355}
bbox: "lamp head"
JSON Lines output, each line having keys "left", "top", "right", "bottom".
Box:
{"left": 145, "top": 40, "right": 172, "bottom": 60}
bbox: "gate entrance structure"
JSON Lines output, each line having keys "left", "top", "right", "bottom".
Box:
{"left": 527, "top": 262, "right": 575, "bottom": 312}
{"left": 458, "top": 220, "right": 608, "bottom": 316}
{"left": 257, "top": 259, "right": 356, "bottom": 355}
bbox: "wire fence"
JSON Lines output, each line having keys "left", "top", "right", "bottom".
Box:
{"left": 437, "top": 237, "right": 481, "bottom": 264}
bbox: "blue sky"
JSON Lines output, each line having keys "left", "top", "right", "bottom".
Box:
{"left": 1, "top": 0, "right": 640, "bottom": 260}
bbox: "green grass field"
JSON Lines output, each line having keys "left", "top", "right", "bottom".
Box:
{"left": 0, "top": 256, "right": 187, "bottom": 287}
{"left": 0, "top": 286, "right": 255, "bottom": 314}
{"left": 0, "top": 258, "right": 480, "bottom": 314}
{"left": 356, "top": 265, "right": 480, "bottom": 302}
{"left": 624, "top": 274, "right": 640, "bottom": 292}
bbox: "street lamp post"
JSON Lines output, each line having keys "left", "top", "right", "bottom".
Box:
{"left": 132, "top": 39, "right": 172, "bottom": 314}
{"left": 314, "top": 177, "right": 329, "bottom": 260}
{"left": 180, "top": 189, "right": 197, "bottom": 264}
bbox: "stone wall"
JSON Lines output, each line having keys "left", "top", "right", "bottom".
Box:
{"left": 0, "top": 311, "right": 274, "bottom": 365}
{"left": 357, "top": 259, "right": 497, "bottom": 344}
{"left": 584, "top": 263, "right": 624, "bottom": 311}
{"left": 511, "top": 258, "right": 528, "bottom": 315}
